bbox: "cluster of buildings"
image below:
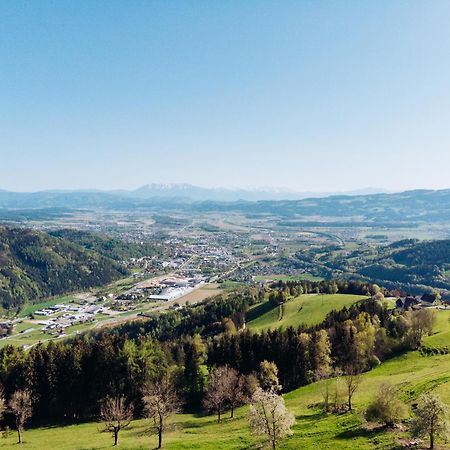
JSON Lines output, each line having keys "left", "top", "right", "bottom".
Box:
{"left": 36, "top": 302, "right": 106, "bottom": 333}
{"left": 147, "top": 276, "right": 205, "bottom": 301}
{"left": 120, "top": 275, "right": 207, "bottom": 302}
{"left": 395, "top": 292, "right": 444, "bottom": 310}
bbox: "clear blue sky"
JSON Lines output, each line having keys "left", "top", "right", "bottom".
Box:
{"left": 1, "top": 1, "right": 450, "bottom": 192}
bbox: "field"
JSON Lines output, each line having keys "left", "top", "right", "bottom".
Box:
{"left": 3, "top": 311, "right": 450, "bottom": 449}
{"left": 174, "top": 283, "right": 223, "bottom": 305}
{"left": 246, "top": 294, "right": 368, "bottom": 332}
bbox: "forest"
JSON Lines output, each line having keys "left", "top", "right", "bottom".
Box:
{"left": 0, "top": 227, "right": 130, "bottom": 310}
{"left": 293, "top": 239, "right": 450, "bottom": 297}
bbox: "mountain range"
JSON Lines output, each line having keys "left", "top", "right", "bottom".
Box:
{"left": 1, "top": 185, "right": 450, "bottom": 225}
{"left": 0, "top": 183, "right": 390, "bottom": 203}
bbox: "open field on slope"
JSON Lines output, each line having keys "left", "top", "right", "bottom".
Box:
{"left": 246, "top": 294, "right": 368, "bottom": 332}
{"left": 422, "top": 309, "right": 450, "bottom": 348}
{"left": 2, "top": 312, "right": 449, "bottom": 449}
{"left": 4, "top": 324, "right": 450, "bottom": 449}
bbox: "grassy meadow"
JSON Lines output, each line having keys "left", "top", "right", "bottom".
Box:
{"left": 246, "top": 293, "right": 368, "bottom": 332}
{"left": 1, "top": 305, "right": 449, "bottom": 449}
{"left": 2, "top": 310, "right": 450, "bottom": 449}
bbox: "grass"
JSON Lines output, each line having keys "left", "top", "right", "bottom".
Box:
{"left": 246, "top": 294, "right": 367, "bottom": 332}
{"left": 423, "top": 309, "right": 450, "bottom": 348}
{"left": 4, "top": 337, "right": 450, "bottom": 449}
{"left": 1, "top": 308, "right": 449, "bottom": 448}
{"left": 0, "top": 310, "right": 449, "bottom": 449}
{"left": 19, "top": 295, "right": 77, "bottom": 318}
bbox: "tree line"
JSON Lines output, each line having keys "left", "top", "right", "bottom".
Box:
{"left": 0, "top": 282, "right": 440, "bottom": 446}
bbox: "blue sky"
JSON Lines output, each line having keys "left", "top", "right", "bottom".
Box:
{"left": 1, "top": 1, "right": 450, "bottom": 192}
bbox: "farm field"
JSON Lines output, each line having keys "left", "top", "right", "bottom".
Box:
{"left": 172, "top": 283, "right": 223, "bottom": 305}
{"left": 3, "top": 310, "right": 450, "bottom": 449}
{"left": 246, "top": 293, "right": 368, "bottom": 332}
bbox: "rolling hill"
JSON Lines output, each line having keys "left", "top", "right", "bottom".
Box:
{"left": 246, "top": 294, "right": 368, "bottom": 332}
{"left": 2, "top": 310, "right": 449, "bottom": 449}
{"left": 2, "top": 188, "right": 450, "bottom": 225}
{"left": 48, "top": 229, "right": 160, "bottom": 260}
{"left": 0, "top": 226, "right": 128, "bottom": 310}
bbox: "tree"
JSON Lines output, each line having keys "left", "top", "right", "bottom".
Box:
{"left": 9, "top": 389, "right": 32, "bottom": 444}
{"left": 258, "top": 360, "right": 281, "bottom": 393}
{"left": 411, "top": 394, "right": 449, "bottom": 449}
{"left": 0, "top": 386, "right": 5, "bottom": 421}
{"left": 143, "top": 374, "right": 182, "bottom": 449}
{"left": 248, "top": 387, "right": 295, "bottom": 449}
{"left": 100, "top": 395, "right": 133, "bottom": 446}
{"left": 313, "top": 330, "right": 333, "bottom": 412}
{"left": 406, "top": 309, "right": 436, "bottom": 349}
{"left": 344, "top": 365, "right": 362, "bottom": 411}
{"left": 331, "top": 368, "right": 344, "bottom": 412}
{"left": 203, "top": 366, "right": 230, "bottom": 423}
{"left": 365, "top": 383, "right": 406, "bottom": 427}
{"left": 313, "top": 330, "right": 332, "bottom": 378}
{"left": 226, "top": 368, "right": 247, "bottom": 418}
{"left": 182, "top": 335, "right": 205, "bottom": 407}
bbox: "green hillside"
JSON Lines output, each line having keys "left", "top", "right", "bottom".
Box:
{"left": 0, "top": 226, "right": 128, "bottom": 310}
{"left": 293, "top": 238, "right": 450, "bottom": 297}
{"left": 3, "top": 310, "right": 449, "bottom": 450}
{"left": 246, "top": 294, "right": 367, "bottom": 331}
{"left": 49, "top": 229, "right": 160, "bottom": 260}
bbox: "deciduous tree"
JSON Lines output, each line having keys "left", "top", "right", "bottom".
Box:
{"left": 203, "top": 366, "right": 230, "bottom": 423}
{"left": 258, "top": 360, "right": 282, "bottom": 393}
{"left": 100, "top": 395, "right": 133, "bottom": 446}
{"left": 143, "top": 374, "right": 182, "bottom": 449}
{"left": 411, "top": 394, "right": 449, "bottom": 449}
{"left": 226, "top": 367, "right": 247, "bottom": 418}
{"left": 9, "top": 389, "right": 32, "bottom": 444}
{"left": 365, "top": 383, "right": 406, "bottom": 427}
{"left": 248, "top": 387, "right": 295, "bottom": 449}
{"left": 344, "top": 365, "right": 362, "bottom": 411}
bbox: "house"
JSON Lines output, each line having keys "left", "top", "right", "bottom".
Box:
{"left": 421, "top": 293, "right": 440, "bottom": 305}
{"left": 396, "top": 296, "right": 421, "bottom": 309}
{"left": 0, "top": 322, "right": 13, "bottom": 338}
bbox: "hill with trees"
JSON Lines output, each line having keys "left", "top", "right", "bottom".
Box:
{"left": 0, "top": 226, "right": 128, "bottom": 310}
{"left": 0, "top": 283, "right": 448, "bottom": 449}
{"left": 293, "top": 239, "right": 450, "bottom": 297}
{"left": 48, "top": 229, "right": 160, "bottom": 261}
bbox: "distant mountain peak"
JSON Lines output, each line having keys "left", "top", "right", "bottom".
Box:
{"left": 130, "top": 183, "right": 391, "bottom": 201}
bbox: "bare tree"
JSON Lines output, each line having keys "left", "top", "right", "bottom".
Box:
{"left": 225, "top": 367, "right": 247, "bottom": 418}
{"left": 407, "top": 309, "right": 436, "bottom": 348}
{"left": 9, "top": 389, "right": 32, "bottom": 444}
{"left": 203, "top": 366, "right": 230, "bottom": 422}
{"left": 315, "top": 365, "right": 333, "bottom": 413}
{"left": 344, "top": 365, "right": 362, "bottom": 411}
{"left": 100, "top": 395, "right": 133, "bottom": 446}
{"left": 248, "top": 387, "right": 295, "bottom": 450}
{"left": 331, "top": 368, "right": 344, "bottom": 412}
{"left": 411, "top": 394, "right": 449, "bottom": 449}
{"left": 143, "top": 375, "right": 182, "bottom": 449}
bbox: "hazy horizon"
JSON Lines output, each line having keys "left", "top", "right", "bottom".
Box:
{"left": 2, "top": 1, "right": 450, "bottom": 192}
